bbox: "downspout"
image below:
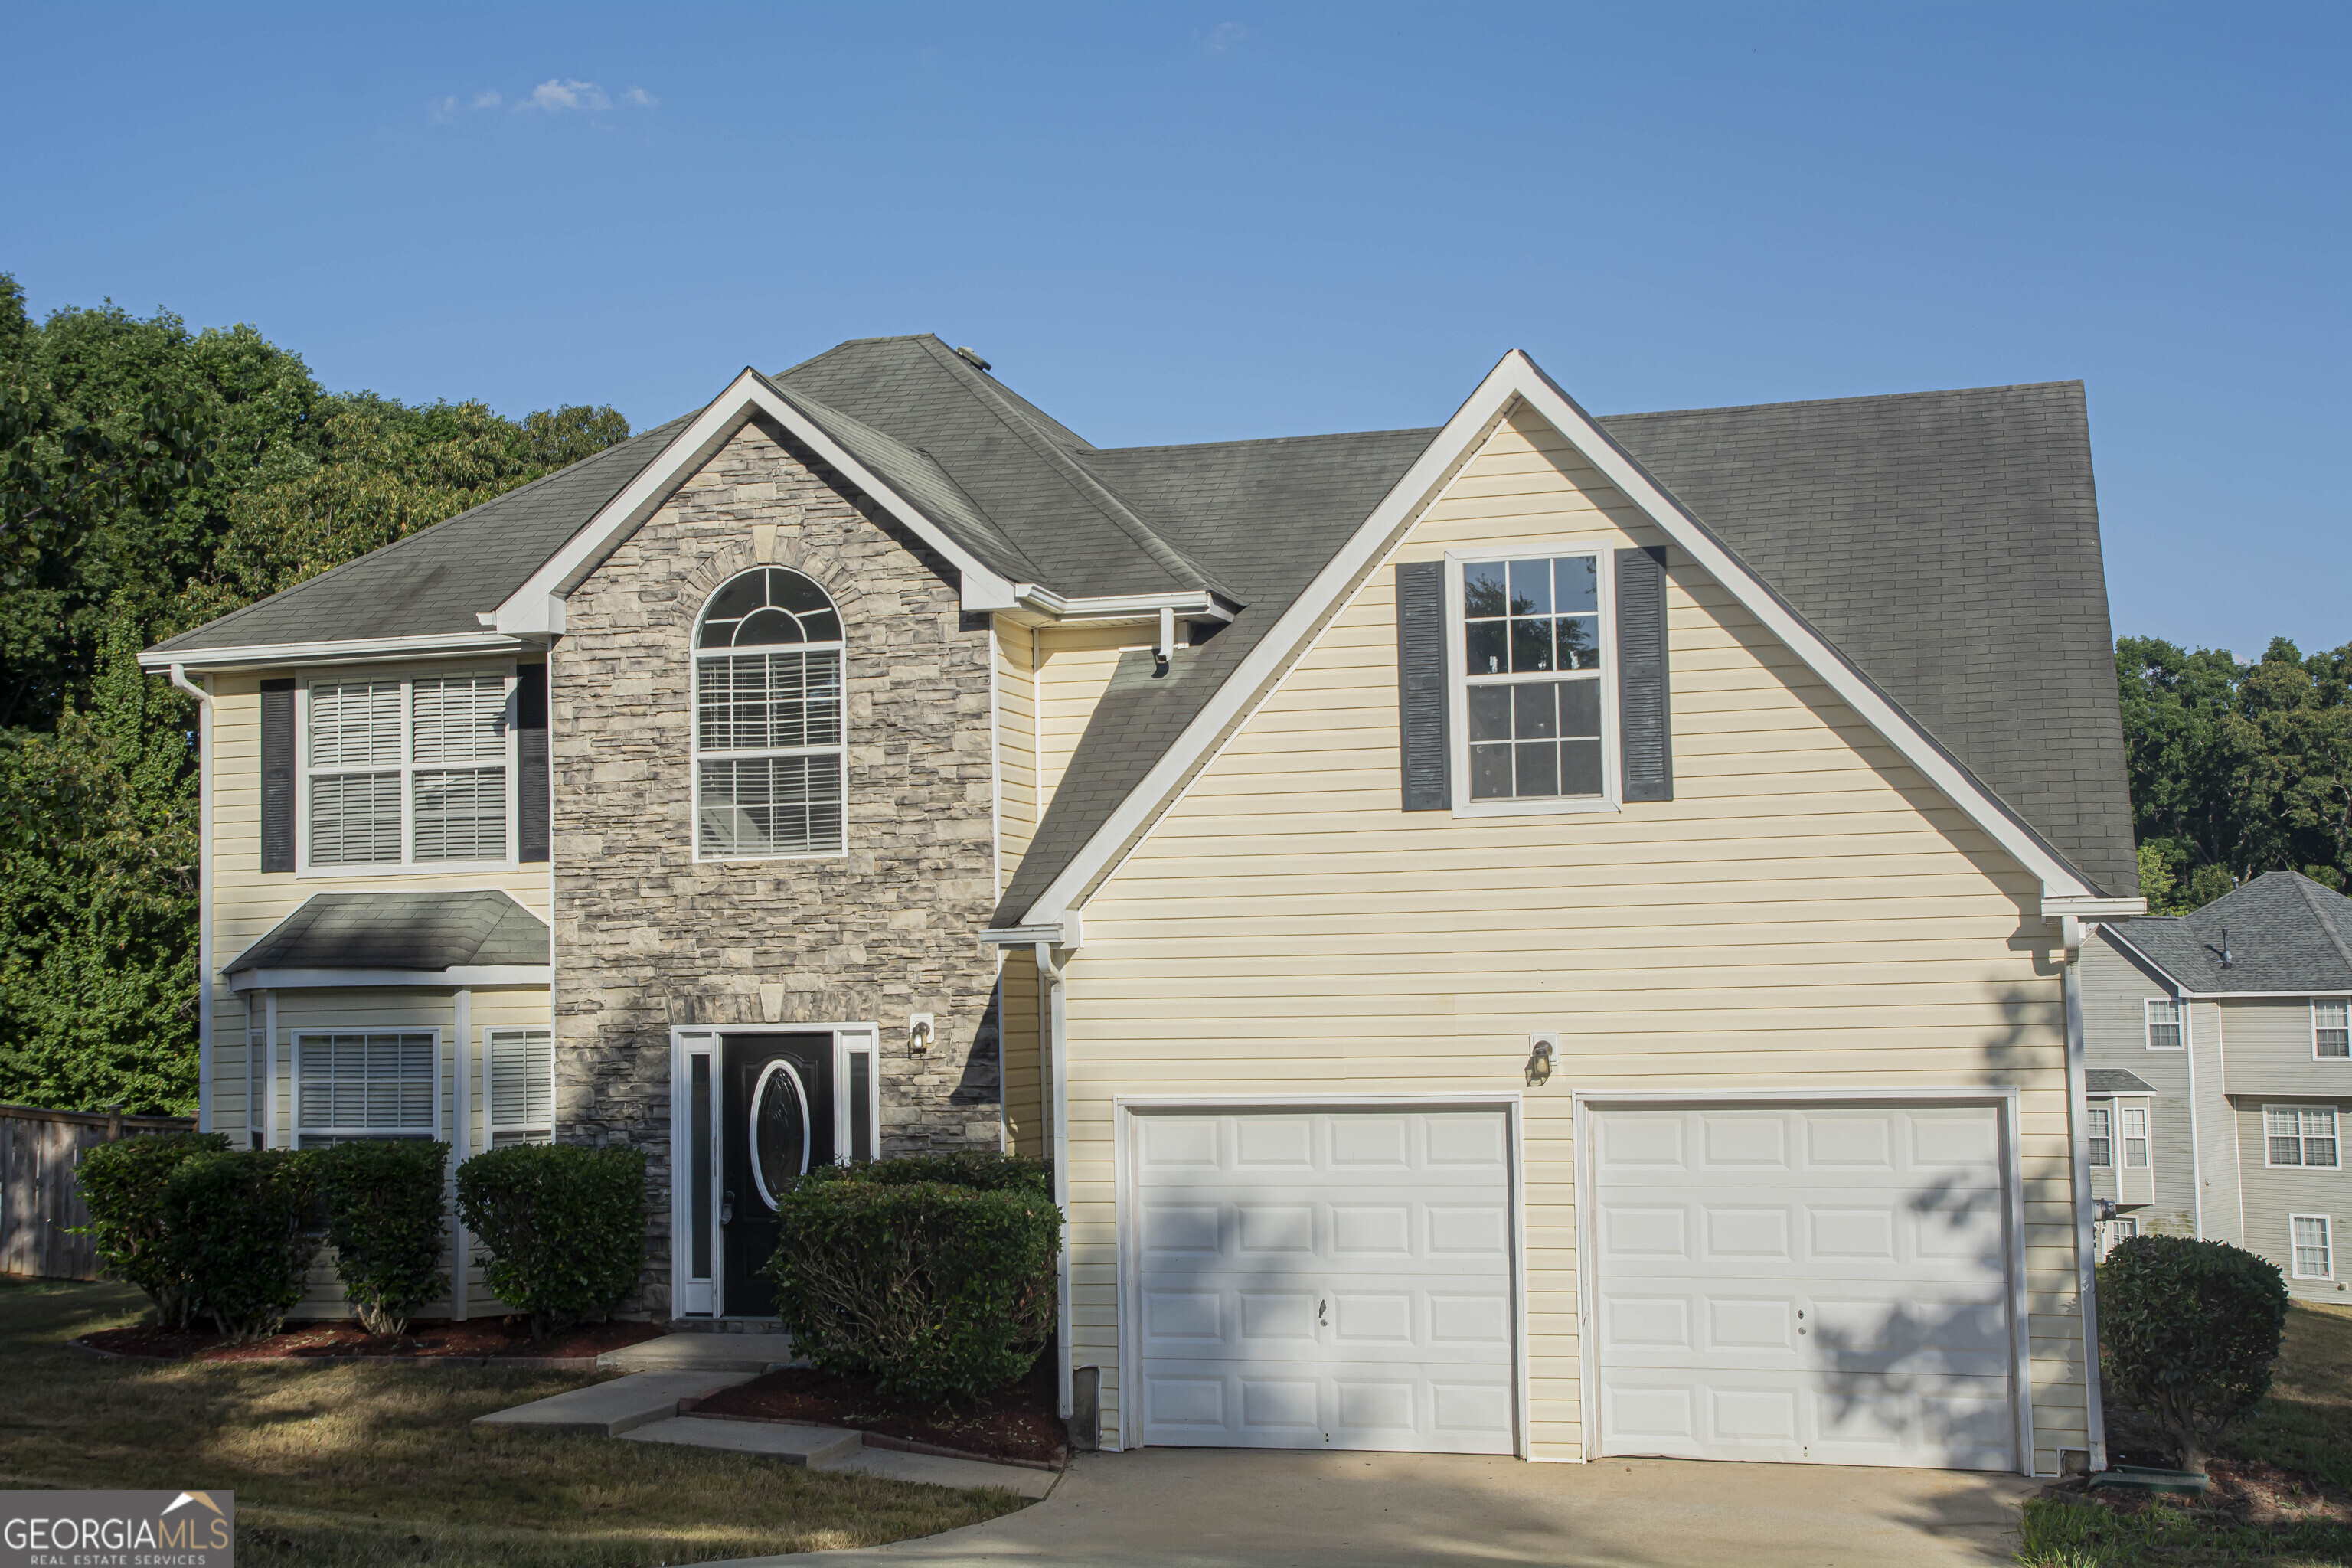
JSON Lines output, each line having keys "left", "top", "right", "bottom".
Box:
{"left": 1035, "top": 939, "right": 1076, "bottom": 1420}
{"left": 2181, "top": 990, "right": 2205, "bottom": 1239}
{"left": 2061, "top": 916, "right": 2109, "bottom": 1472}
{"left": 452, "top": 988, "right": 472, "bottom": 1321}
{"left": 168, "top": 665, "right": 213, "bottom": 1134}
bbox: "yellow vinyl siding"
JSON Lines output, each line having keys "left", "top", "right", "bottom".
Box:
{"left": 999, "top": 947, "right": 1044, "bottom": 1156}
{"left": 1062, "top": 407, "right": 2088, "bottom": 1469}
{"left": 1035, "top": 624, "right": 1145, "bottom": 818}
{"left": 995, "top": 622, "right": 1037, "bottom": 889}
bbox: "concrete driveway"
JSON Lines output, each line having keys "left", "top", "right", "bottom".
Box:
{"left": 727, "top": 1448, "right": 2038, "bottom": 1567}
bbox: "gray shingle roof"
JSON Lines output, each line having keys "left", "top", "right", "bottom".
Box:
{"left": 2087, "top": 1068, "right": 2157, "bottom": 1094}
{"left": 227, "top": 891, "right": 550, "bottom": 973}
{"left": 2110, "top": 872, "right": 2352, "bottom": 994}
{"left": 153, "top": 416, "right": 697, "bottom": 652}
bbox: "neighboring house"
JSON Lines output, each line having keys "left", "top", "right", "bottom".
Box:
{"left": 140, "top": 337, "right": 2145, "bottom": 1476}
{"left": 2083, "top": 871, "right": 2352, "bottom": 1302}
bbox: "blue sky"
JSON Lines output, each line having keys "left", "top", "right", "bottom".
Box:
{"left": 4, "top": 3, "right": 2344, "bottom": 656}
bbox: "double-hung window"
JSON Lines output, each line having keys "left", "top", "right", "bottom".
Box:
{"left": 2086, "top": 1106, "right": 2112, "bottom": 1168}
{"left": 693, "top": 567, "right": 846, "bottom": 859}
{"left": 305, "top": 671, "right": 513, "bottom": 867}
{"left": 2317, "top": 1001, "right": 2350, "bottom": 1060}
{"left": 295, "top": 1031, "right": 437, "bottom": 1148}
{"left": 2146, "top": 998, "right": 2183, "bottom": 1050}
{"left": 2291, "top": 1215, "right": 2334, "bottom": 1279}
{"left": 1451, "top": 547, "right": 1612, "bottom": 808}
{"left": 2267, "top": 1105, "right": 2341, "bottom": 1169}
{"left": 486, "top": 1028, "right": 554, "bottom": 1146}
{"left": 2122, "top": 1106, "right": 2149, "bottom": 1168}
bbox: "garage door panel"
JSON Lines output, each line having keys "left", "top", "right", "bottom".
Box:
{"left": 1133, "top": 1109, "right": 1517, "bottom": 1454}
{"left": 1594, "top": 1103, "right": 2017, "bottom": 1472}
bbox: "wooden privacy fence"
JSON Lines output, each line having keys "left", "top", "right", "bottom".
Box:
{"left": 1, "top": 1103, "right": 198, "bottom": 1280}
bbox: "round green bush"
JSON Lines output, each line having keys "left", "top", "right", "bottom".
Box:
{"left": 73, "top": 1131, "right": 230, "bottom": 1327}
{"left": 454, "top": 1142, "right": 645, "bottom": 1339}
{"left": 2099, "top": 1233, "right": 2290, "bottom": 1472}
{"left": 163, "top": 1148, "right": 322, "bottom": 1341}
{"left": 318, "top": 1139, "right": 449, "bottom": 1336}
{"left": 841, "top": 1150, "right": 1051, "bottom": 1197}
{"left": 761, "top": 1161, "right": 1060, "bottom": 1406}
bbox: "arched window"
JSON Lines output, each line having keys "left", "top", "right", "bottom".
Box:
{"left": 692, "top": 567, "right": 845, "bottom": 858}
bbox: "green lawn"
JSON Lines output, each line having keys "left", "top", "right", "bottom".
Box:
{"left": 0, "top": 1276, "right": 1027, "bottom": 1565}
{"left": 2019, "top": 1301, "right": 2352, "bottom": 1567}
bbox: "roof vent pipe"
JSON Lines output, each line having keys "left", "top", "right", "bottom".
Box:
{"left": 953, "top": 345, "right": 992, "bottom": 372}
{"left": 1155, "top": 606, "right": 1174, "bottom": 676}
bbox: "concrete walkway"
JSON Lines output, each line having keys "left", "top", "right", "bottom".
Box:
{"left": 717, "top": 1448, "right": 2037, "bottom": 1567}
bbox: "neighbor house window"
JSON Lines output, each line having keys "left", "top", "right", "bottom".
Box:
{"left": 1454, "top": 549, "right": 1609, "bottom": 805}
{"left": 2267, "top": 1105, "right": 2341, "bottom": 1169}
{"left": 295, "top": 1031, "right": 436, "bottom": 1148}
{"left": 2291, "top": 1215, "right": 2334, "bottom": 1279}
{"left": 2122, "top": 1106, "right": 2149, "bottom": 1168}
{"left": 2317, "top": 1001, "right": 2350, "bottom": 1060}
{"left": 2086, "top": 1106, "right": 2112, "bottom": 1168}
{"left": 2112, "top": 1216, "right": 2139, "bottom": 1240}
{"left": 305, "top": 673, "right": 512, "bottom": 867}
{"left": 485, "top": 1028, "right": 553, "bottom": 1146}
{"left": 693, "top": 567, "right": 846, "bottom": 858}
{"left": 2145, "top": 998, "right": 2183, "bottom": 1050}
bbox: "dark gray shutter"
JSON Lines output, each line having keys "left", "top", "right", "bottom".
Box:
{"left": 1615, "top": 545, "right": 1673, "bottom": 802}
{"left": 517, "top": 663, "right": 550, "bottom": 864}
{"left": 260, "top": 678, "right": 295, "bottom": 872}
{"left": 1396, "top": 560, "right": 1451, "bottom": 812}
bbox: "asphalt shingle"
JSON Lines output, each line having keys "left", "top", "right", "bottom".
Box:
{"left": 2109, "top": 871, "right": 2352, "bottom": 993}
{"left": 227, "top": 890, "right": 551, "bottom": 973}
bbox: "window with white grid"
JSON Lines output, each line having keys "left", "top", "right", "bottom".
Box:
{"left": 2087, "top": 1106, "right": 2112, "bottom": 1168}
{"left": 304, "top": 672, "right": 511, "bottom": 867}
{"left": 2267, "top": 1105, "right": 2341, "bottom": 1169}
{"left": 2291, "top": 1215, "right": 2334, "bottom": 1279}
{"left": 486, "top": 1028, "right": 554, "bottom": 1147}
{"left": 2146, "top": 998, "right": 2183, "bottom": 1050}
{"left": 2317, "top": 1001, "right": 2350, "bottom": 1060}
{"left": 692, "top": 568, "right": 846, "bottom": 859}
{"left": 1453, "top": 550, "right": 1611, "bottom": 804}
{"left": 295, "top": 1031, "right": 437, "bottom": 1148}
{"left": 2122, "top": 1106, "right": 2149, "bottom": 1168}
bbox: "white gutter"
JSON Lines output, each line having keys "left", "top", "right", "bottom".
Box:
{"left": 1035, "top": 937, "right": 1079, "bottom": 1421}
{"left": 1007, "top": 586, "right": 1236, "bottom": 628}
{"left": 167, "top": 664, "right": 213, "bottom": 1132}
{"left": 226, "top": 965, "right": 552, "bottom": 993}
{"left": 978, "top": 913, "right": 1085, "bottom": 949}
{"left": 2060, "top": 918, "right": 2109, "bottom": 1472}
{"left": 140, "top": 630, "right": 528, "bottom": 675}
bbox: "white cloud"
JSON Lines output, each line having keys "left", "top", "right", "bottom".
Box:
{"left": 427, "top": 95, "right": 459, "bottom": 124}
{"left": 1200, "top": 21, "right": 1250, "bottom": 54}
{"left": 473, "top": 89, "right": 503, "bottom": 109}
{"left": 524, "top": 77, "right": 612, "bottom": 113}
{"left": 621, "top": 86, "right": 658, "bottom": 108}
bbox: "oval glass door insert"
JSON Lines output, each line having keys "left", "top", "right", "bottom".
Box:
{"left": 749, "top": 1059, "right": 812, "bottom": 1210}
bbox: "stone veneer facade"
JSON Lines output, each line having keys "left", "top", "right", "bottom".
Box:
{"left": 549, "top": 414, "right": 1004, "bottom": 1317}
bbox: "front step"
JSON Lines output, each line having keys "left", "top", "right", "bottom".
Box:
{"left": 469, "top": 1370, "right": 758, "bottom": 1436}
{"left": 619, "top": 1416, "right": 866, "bottom": 1465}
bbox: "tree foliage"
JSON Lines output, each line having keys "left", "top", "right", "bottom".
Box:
{"left": 2118, "top": 635, "right": 2352, "bottom": 911}
{"left": 2097, "top": 1233, "right": 2289, "bottom": 1474}
{"left": 0, "top": 273, "right": 626, "bottom": 1112}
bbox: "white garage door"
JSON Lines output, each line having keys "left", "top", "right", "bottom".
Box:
{"left": 1130, "top": 1108, "right": 1517, "bottom": 1453}
{"left": 1591, "top": 1102, "right": 2018, "bottom": 1471}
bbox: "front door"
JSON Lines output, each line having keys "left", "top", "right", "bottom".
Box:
{"left": 721, "top": 1033, "right": 835, "bottom": 1315}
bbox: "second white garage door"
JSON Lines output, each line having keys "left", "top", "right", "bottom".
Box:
{"left": 1129, "top": 1107, "right": 1517, "bottom": 1454}
{"left": 1589, "top": 1101, "right": 2020, "bottom": 1471}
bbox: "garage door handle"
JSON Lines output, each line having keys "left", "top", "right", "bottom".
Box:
{"left": 1318, "top": 1298, "right": 1328, "bottom": 1327}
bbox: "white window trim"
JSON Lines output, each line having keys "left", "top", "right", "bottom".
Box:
{"left": 2288, "top": 1212, "right": 2335, "bottom": 1280}
{"left": 2145, "top": 996, "right": 2184, "bottom": 1050}
{"left": 483, "top": 1026, "right": 555, "bottom": 1145}
{"left": 2264, "top": 1103, "right": 2343, "bottom": 1171}
{"left": 688, "top": 575, "right": 850, "bottom": 864}
{"left": 2314, "top": 999, "right": 2350, "bottom": 1062}
{"left": 291, "top": 1027, "right": 443, "bottom": 1145}
{"left": 2121, "top": 1103, "right": 2150, "bottom": 1170}
{"left": 2086, "top": 1103, "right": 2112, "bottom": 1168}
{"left": 1444, "top": 541, "right": 1620, "bottom": 819}
{"left": 295, "top": 662, "right": 520, "bottom": 876}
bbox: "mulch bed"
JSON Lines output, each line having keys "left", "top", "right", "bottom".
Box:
{"left": 2043, "top": 1456, "right": 2352, "bottom": 1527}
{"left": 70, "top": 1316, "right": 667, "bottom": 1365}
{"left": 688, "top": 1354, "right": 1066, "bottom": 1470}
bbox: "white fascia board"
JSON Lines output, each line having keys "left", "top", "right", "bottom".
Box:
{"left": 1014, "top": 350, "right": 2103, "bottom": 926}
{"left": 138, "top": 631, "right": 528, "bottom": 675}
{"left": 1011, "top": 586, "right": 1236, "bottom": 626}
{"left": 493, "top": 368, "right": 1021, "bottom": 635}
{"left": 226, "top": 965, "right": 550, "bottom": 993}
{"left": 2045, "top": 895, "right": 2148, "bottom": 918}
{"left": 976, "top": 913, "right": 1083, "bottom": 948}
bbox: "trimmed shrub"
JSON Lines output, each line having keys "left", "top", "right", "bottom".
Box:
{"left": 73, "top": 1131, "right": 230, "bottom": 1326}
{"left": 318, "top": 1139, "right": 450, "bottom": 1336}
{"left": 843, "top": 1151, "right": 1052, "bottom": 1197}
{"left": 164, "top": 1148, "right": 322, "bottom": 1341}
{"left": 2099, "top": 1233, "right": 2290, "bottom": 1472}
{"left": 455, "top": 1142, "right": 645, "bottom": 1339}
{"left": 761, "top": 1162, "right": 1060, "bottom": 1404}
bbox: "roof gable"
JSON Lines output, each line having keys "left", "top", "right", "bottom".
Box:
{"left": 2109, "top": 871, "right": 2352, "bottom": 993}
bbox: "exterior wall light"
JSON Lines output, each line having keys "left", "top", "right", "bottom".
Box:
{"left": 909, "top": 1014, "right": 935, "bottom": 1055}
{"left": 1526, "top": 1032, "right": 1559, "bottom": 1086}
